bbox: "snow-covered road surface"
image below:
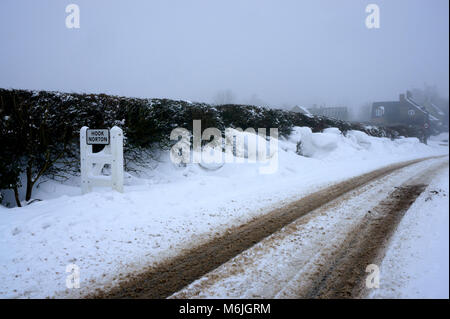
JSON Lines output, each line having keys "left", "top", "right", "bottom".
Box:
{"left": 170, "top": 157, "right": 448, "bottom": 299}
{"left": 92, "top": 157, "right": 444, "bottom": 298}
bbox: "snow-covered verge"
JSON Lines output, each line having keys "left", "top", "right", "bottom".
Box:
{"left": 369, "top": 166, "right": 449, "bottom": 299}
{"left": 0, "top": 128, "right": 448, "bottom": 298}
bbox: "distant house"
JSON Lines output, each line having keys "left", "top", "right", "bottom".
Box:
{"left": 291, "top": 105, "right": 312, "bottom": 117}
{"left": 371, "top": 91, "right": 437, "bottom": 127}
{"left": 307, "top": 105, "right": 349, "bottom": 121}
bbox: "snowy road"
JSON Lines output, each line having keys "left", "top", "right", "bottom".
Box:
{"left": 169, "top": 157, "right": 448, "bottom": 299}
{"left": 89, "top": 156, "right": 448, "bottom": 298}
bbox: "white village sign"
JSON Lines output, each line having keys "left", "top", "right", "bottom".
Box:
{"left": 80, "top": 126, "right": 124, "bottom": 194}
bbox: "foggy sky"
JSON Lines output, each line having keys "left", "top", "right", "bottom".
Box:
{"left": 0, "top": 0, "right": 448, "bottom": 110}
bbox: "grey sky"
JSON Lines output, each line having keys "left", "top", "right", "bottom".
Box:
{"left": 0, "top": 0, "right": 448, "bottom": 110}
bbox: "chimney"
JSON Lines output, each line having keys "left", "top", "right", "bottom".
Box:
{"left": 406, "top": 90, "right": 412, "bottom": 99}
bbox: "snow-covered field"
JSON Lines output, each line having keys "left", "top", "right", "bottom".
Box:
{"left": 0, "top": 128, "right": 448, "bottom": 298}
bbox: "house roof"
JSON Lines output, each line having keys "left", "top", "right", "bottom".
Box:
{"left": 405, "top": 96, "right": 439, "bottom": 121}
{"left": 429, "top": 102, "right": 445, "bottom": 116}
{"left": 291, "top": 105, "right": 312, "bottom": 116}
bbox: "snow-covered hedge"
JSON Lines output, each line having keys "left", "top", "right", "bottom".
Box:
{"left": 0, "top": 88, "right": 409, "bottom": 203}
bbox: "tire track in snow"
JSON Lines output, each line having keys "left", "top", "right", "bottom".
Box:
{"left": 302, "top": 184, "right": 428, "bottom": 298}
{"left": 275, "top": 159, "right": 448, "bottom": 299}
{"left": 297, "top": 160, "right": 448, "bottom": 298}
{"left": 88, "top": 156, "right": 445, "bottom": 299}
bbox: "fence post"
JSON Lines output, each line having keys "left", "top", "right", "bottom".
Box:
{"left": 80, "top": 126, "right": 91, "bottom": 194}
{"left": 110, "top": 126, "right": 124, "bottom": 193}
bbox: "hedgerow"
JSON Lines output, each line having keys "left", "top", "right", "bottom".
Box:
{"left": 0, "top": 88, "right": 411, "bottom": 206}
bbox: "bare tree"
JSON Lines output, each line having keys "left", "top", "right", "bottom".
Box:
{"left": 354, "top": 102, "right": 372, "bottom": 122}
{"left": 213, "top": 89, "right": 235, "bottom": 105}
{"left": 0, "top": 92, "right": 76, "bottom": 207}
{"left": 246, "top": 94, "right": 268, "bottom": 107}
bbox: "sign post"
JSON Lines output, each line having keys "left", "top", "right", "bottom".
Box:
{"left": 80, "top": 126, "right": 124, "bottom": 194}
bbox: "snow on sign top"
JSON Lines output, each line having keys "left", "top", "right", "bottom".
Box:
{"left": 86, "top": 129, "right": 110, "bottom": 145}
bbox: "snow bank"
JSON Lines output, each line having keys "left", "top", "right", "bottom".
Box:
{"left": 223, "top": 128, "right": 276, "bottom": 160}
{"left": 286, "top": 126, "right": 437, "bottom": 161}
{"left": 430, "top": 132, "right": 449, "bottom": 142}
{"left": 0, "top": 127, "right": 448, "bottom": 298}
